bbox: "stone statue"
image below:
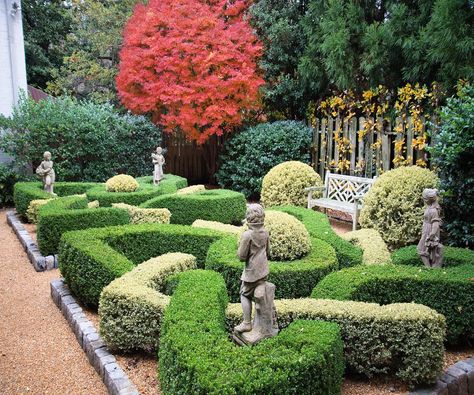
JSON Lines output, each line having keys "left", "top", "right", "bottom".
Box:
{"left": 233, "top": 204, "right": 278, "bottom": 346}
{"left": 35, "top": 151, "right": 55, "bottom": 194}
{"left": 151, "top": 146, "right": 165, "bottom": 185}
{"left": 417, "top": 188, "right": 443, "bottom": 268}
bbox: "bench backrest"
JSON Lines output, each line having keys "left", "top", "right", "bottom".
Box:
{"left": 324, "top": 172, "right": 376, "bottom": 203}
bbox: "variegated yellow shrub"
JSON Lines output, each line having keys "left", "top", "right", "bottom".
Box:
{"left": 105, "top": 174, "right": 139, "bottom": 192}
{"left": 359, "top": 166, "right": 439, "bottom": 249}
{"left": 26, "top": 198, "right": 53, "bottom": 223}
{"left": 192, "top": 219, "right": 242, "bottom": 234}
{"left": 261, "top": 161, "right": 322, "bottom": 207}
{"left": 87, "top": 200, "right": 100, "bottom": 208}
{"left": 241, "top": 210, "right": 311, "bottom": 261}
{"left": 99, "top": 253, "right": 196, "bottom": 352}
{"left": 112, "top": 203, "right": 171, "bottom": 224}
{"left": 176, "top": 184, "right": 206, "bottom": 195}
{"left": 342, "top": 228, "right": 391, "bottom": 265}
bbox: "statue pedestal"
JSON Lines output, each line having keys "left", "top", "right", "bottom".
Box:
{"left": 233, "top": 281, "right": 278, "bottom": 346}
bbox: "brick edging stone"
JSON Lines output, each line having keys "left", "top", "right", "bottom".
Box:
{"left": 409, "top": 359, "right": 474, "bottom": 395}
{"left": 50, "top": 279, "right": 140, "bottom": 395}
{"left": 6, "top": 210, "right": 57, "bottom": 271}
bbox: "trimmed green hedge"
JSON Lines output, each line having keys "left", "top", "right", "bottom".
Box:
{"left": 86, "top": 175, "right": 187, "bottom": 207}
{"left": 159, "top": 270, "right": 345, "bottom": 395}
{"left": 312, "top": 264, "right": 474, "bottom": 344}
{"left": 13, "top": 181, "right": 99, "bottom": 218}
{"left": 392, "top": 245, "right": 474, "bottom": 267}
{"left": 140, "top": 189, "right": 246, "bottom": 225}
{"left": 206, "top": 234, "right": 338, "bottom": 302}
{"left": 59, "top": 224, "right": 224, "bottom": 306}
{"left": 37, "top": 195, "right": 130, "bottom": 255}
{"left": 99, "top": 253, "right": 196, "bottom": 352}
{"left": 227, "top": 299, "right": 445, "bottom": 385}
{"left": 269, "top": 206, "right": 363, "bottom": 268}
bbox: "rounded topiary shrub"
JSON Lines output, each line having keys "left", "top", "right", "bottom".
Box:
{"left": 216, "top": 121, "right": 312, "bottom": 198}
{"left": 105, "top": 174, "right": 139, "bottom": 192}
{"left": 241, "top": 210, "right": 311, "bottom": 261}
{"left": 359, "top": 166, "right": 439, "bottom": 249}
{"left": 261, "top": 161, "right": 322, "bottom": 207}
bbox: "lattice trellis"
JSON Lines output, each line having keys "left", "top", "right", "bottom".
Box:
{"left": 326, "top": 177, "right": 374, "bottom": 203}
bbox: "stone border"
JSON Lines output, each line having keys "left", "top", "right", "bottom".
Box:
{"left": 409, "top": 359, "right": 474, "bottom": 395}
{"left": 6, "top": 210, "right": 57, "bottom": 271}
{"left": 51, "top": 279, "right": 139, "bottom": 395}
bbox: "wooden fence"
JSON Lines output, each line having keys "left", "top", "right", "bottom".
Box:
{"left": 162, "top": 132, "right": 225, "bottom": 183}
{"left": 311, "top": 116, "right": 436, "bottom": 179}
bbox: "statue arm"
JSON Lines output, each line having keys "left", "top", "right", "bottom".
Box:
{"left": 237, "top": 233, "right": 250, "bottom": 262}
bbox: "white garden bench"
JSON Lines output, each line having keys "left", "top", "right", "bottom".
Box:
{"left": 305, "top": 172, "right": 376, "bottom": 231}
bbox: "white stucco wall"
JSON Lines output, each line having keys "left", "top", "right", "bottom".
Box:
{"left": 0, "top": 0, "right": 27, "bottom": 163}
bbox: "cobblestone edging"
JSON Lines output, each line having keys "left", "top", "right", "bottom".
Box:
{"left": 6, "top": 210, "right": 57, "bottom": 271}
{"left": 50, "top": 279, "right": 139, "bottom": 395}
{"left": 409, "top": 358, "right": 474, "bottom": 395}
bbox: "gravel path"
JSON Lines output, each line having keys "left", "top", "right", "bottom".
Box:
{"left": 0, "top": 210, "right": 107, "bottom": 395}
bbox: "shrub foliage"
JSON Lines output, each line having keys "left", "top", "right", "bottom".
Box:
{"left": 359, "top": 166, "right": 439, "bottom": 249}
{"left": 159, "top": 270, "right": 345, "bottom": 395}
{"left": 429, "top": 84, "right": 474, "bottom": 248}
{"left": 216, "top": 121, "right": 312, "bottom": 198}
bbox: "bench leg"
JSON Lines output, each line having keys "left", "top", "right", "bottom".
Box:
{"left": 353, "top": 206, "right": 360, "bottom": 231}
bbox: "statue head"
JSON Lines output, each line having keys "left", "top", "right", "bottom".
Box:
{"left": 43, "top": 151, "right": 52, "bottom": 160}
{"left": 422, "top": 188, "right": 438, "bottom": 204}
{"left": 245, "top": 204, "right": 265, "bottom": 227}
{"left": 156, "top": 147, "right": 163, "bottom": 154}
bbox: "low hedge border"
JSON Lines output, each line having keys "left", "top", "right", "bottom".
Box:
{"left": 269, "top": 206, "right": 363, "bottom": 268}
{"left": 226, "top": 298, "right": 445, "bottom": 385}
{"left": 14, "top": 181, "right": 99, "bottom": 218}
{"left": 342, "top": 228, "right": 391, "bottom": 265}
{"left": 37, "top": 195, "right": 130, "bottom": 256}
{"left": 99, "top": 253, "right": 197, "bottom": 352}
{"left": 392, "top": 245, "right": 474, "bottom": 267}
{"left": 59, "top": 224, "right": 224, "bottom": 306}
{"left": 206, "top": 234, "right": 338, "bottom": 302}
{"left": 159, "top": 269, "right": 345, "bottom": 395}
{"left": 140, "top": 189, "right": 247, "bottom": 225}
{"left": 312, "top": 264, "right": 474, "bottom": 344}
{"left": 85, "top": 174, "right": 187, "bottom": 207}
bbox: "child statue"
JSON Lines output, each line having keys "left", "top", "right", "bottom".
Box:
{"left": 417, "top": 188, "right": 443, "bottom": 268}
{"left": 35, "top": 151, "right": 55, "bottom": 194}
{"left": 151, "top": 146, "right": 165, "bottom": 185}
{"left": 234, "top": 204, "right": 278, "bottom": 346}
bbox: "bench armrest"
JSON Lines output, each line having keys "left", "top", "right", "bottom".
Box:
{"left": 354, "top": 193, "right": 365, "bottom": 203}
{"left": 304, "top": 186, "right": 326, "bottom": 192}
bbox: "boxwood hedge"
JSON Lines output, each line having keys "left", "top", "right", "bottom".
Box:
{"left": 269, "top": 206, "right": 363, "bottom": 268}
{"left": 206, "top": 234, "right": 338, "bottom": 302}
{"left": 226, "top": 299, "right": 445, "bottom": 385}
{"left": 159, "top": 269, "right": 345, "bottom": 395}
{"left": 14, "top": 181, "right": 99, "bottom": 218}
{"left": 312, "top": 264, "right": 474, "bottom": 344}
{"left": 140, "top": 189, "right": 247, "bottom": 225}
{"left": 392, "top": 245, "right": 474, "bottom": 267}
{"left": 59, "top": 224, "right": 224, "bottom": 306}
{"left": 99, "top": 253, "right": 197, "bottom": 352}
{"left": 86, "top": 175, "right": 187, "bottom": 207}
{"left": 37, "top": 195, "right": 130, "bottom": 255}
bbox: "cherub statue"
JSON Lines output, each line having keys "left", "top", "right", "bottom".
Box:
{"left": 35, "top": 151, "right": 55, "bottom": 194}
{"left": 151, "top": 146, "right": 165, "bottom": 185}
{"left": 417, "top": 188, "right": 443, "bottom": 268}
{"left": 234, "top": 204, "right": 278, "bottom": 345}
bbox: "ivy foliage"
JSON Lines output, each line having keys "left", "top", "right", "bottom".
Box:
{"left": 429, "top": 84, "right": 474, "bottom": 248}
{"left": 0, "top": 96, "right": 161, "bottom": 182}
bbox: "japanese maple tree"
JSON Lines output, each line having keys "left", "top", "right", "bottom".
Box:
{"left": 116, "top": 0, "right": 264, "bottom": 144}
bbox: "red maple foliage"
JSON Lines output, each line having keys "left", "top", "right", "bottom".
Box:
{"left": 116, "top": 0, "right": 264, "bottom": 144}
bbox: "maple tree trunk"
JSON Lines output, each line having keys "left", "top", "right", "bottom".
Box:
{"left": 200, "top": 134, "right": 225, "bottom": 185}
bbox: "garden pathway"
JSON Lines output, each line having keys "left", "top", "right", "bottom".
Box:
{"left": 0, "top": 210, "right": 107, "bottom": 395}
